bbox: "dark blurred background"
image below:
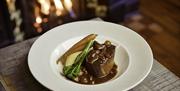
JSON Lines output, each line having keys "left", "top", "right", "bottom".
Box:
{"left": 0, "top": 0, "right": 180, "bottom": 77}
{"left": 0, "top": 0, "right": 139, "bottom": 47}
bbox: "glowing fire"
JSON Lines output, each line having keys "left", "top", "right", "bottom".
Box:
{"left": 64, "top": 0, "right": 76, "bottom": 18}
{"left": 34, "top": 5, "right": 42, "bottom": 24}
{"left": 53, "top": 0, "right": 64, "bottom": 16}
{"left": 64, "top": 0, "right": 73, "bottom": 11}
{"left": 36, "top": 16, "right": 42, "bottom": 24}
{"left": 36, "top": 0, "right": 74, "bottom": 17}
{"left": 34, "top": 0, "right": 75, "bottom": 33}
{"left": 35, "top": 6, "right": 40, "bottom": 17}
{"left": 37, "top": 0, "right": 51, "bottom": 15}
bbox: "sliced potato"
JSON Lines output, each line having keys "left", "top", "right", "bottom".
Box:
{"left": 65, "top": 51, "right": 82, "bottom": 66}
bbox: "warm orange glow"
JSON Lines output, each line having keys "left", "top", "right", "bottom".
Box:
{"left": 36, "top": 16, "right": 42, "bottom": 24}
{"left": 43, "top": 18, "right": 48, "bottom": 23}
{"left": 33, "top": 23, "right": 39, "bottom": 27}
{"left": 53, "top": 0, "right": 64, "bottom": 16}
{"left": 35, "top": 6, "right": 40, "bottom": 17}
{"left": 37, "top": 0, "right": 51, "bottom": 15}
{"left": 54, "top": 0, "right": 64, "bottom": 10}
{"left": 6, "top": 0, "right": 16, "bottom": 13}
{"left": 64, "top": 0, "right": 73, "bottom": 11}
{"left": 56, "top": 10, "right": 62, "bottom": 16}
{"left": 6, "top": 0, "right": 10, "bottom": 2}
{"left": 37, "top": 27, "right": 43, "bottom": 33}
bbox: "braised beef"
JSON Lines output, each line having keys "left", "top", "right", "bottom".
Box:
{"left": 85, "top": 41, "right": 116, "bottom": 78}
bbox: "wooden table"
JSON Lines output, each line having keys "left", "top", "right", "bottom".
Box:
{"left": 139, "top": 0, "right": 180, "bottom": 77}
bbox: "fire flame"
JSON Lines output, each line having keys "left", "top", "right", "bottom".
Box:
{"left": 64, "top": 0, "right": 73, "bottom": 11}
{"left": 37, "top": 0, "right": 51, "bottom": 15}
{"left": 36, "top": 16, "right": 42, "bottom": 24}
{"left": 53, "top": 0, "right": 64, "bottom": 16}
{"left": 54, "top": 0, "right": 64, "bottom": 10}
{"left": 34, "top": 0, "right": 75, "bottom": 33}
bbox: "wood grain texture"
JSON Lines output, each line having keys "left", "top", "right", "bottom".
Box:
{"left": 130, "top": 0, "right": 180, "bottom": 77}
{"left": 140, "top": 0, "right": 180, "bottom": 38}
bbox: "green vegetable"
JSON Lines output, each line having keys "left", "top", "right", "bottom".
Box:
{"left": 63, "top": 40, "right": 94, "bottom": 80}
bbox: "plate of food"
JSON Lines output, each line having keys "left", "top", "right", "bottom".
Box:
{"left": 28, "top": 21, "right": 153, "bottom": 91}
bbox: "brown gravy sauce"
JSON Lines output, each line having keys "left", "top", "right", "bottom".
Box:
{"left": 72, "top": 64, "right": 117, "bottom": 84}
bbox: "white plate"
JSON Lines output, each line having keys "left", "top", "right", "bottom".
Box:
{"left": 28, "top": 21, "right": 153, "bottom": 91}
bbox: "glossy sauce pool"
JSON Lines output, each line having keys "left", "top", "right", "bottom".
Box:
{"left": 71, "top": 64, "right": 117, "bottom": 84}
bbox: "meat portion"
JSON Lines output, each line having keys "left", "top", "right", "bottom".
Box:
{"left": 85, "top": 41, "right": 116, "bottom": 78}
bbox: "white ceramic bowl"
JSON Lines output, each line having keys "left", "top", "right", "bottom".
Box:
{"left": 28, "top": 21, "right": 153, "bottom": 91}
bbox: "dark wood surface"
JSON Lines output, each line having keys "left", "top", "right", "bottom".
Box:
{"left": 127, "top": 0, "right": 180, "bottom": 77}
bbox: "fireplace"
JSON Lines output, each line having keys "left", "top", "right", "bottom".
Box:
{"left": 0, "top": 0, "right": 138, "bottom": 48}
